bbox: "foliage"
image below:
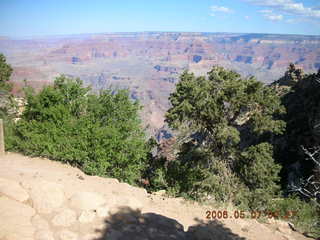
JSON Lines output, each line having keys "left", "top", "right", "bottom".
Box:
{"left": 165, "top": 67, "right": 285, "bottom": 162}
{"left": 276, "top": 63, "right": 304, "bottom": 87}
{"left": 270, "top": 196, "right": 320, "bottom": 237}
{"left": 0, "top": 53, "right": 14, "bottom": 119}
{"left": 269, "top": 65, "right": 320, "bottom": 237}
{"left": 238, "top": 143, "right": 281, "bottom": 209}
{"left": 5, "top": 75, "right": 149, "bottom": 184}
{"left": 274, "top": 65, "right": 320, "bottom": 190}
{"left": 144, "top": 65, "right": 319, "bottom": 235}
{"left": 281, "top": 67, "right": 320, "bottom": 156}
{"left": 0, "top": 53, "right": 13, "bottom": 92}
{"left": 166, "top": 66, "right": 285, "bottom": 135}
{"left": 147, "top": 66, "right": 285, "bottom": 209}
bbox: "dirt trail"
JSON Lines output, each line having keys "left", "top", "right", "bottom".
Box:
{"left": 0, "top": 152, "right": 311, "bottom": 240}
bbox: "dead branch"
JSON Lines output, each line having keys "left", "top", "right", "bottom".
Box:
{"left": 289, "top": 146, "right": 320, "bottom": 205}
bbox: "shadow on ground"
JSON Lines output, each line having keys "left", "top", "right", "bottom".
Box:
{"left": 94, "top": 206, "right": 246, "bottom": 240}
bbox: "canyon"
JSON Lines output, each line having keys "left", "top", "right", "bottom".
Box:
{"left": 1, "top": 32, "right": 320, "bottom": 132}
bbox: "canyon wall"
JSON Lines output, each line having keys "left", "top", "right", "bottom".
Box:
{"left": 1, "top": 32, "right": 320, "bottom": 132}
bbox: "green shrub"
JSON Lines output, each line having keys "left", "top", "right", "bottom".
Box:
{"left": 270, "top": 196, "right": 320, "bottom": 237}
{"left": 146, "top": 145, "right": 244, "bottom": 204}
{"left": 238, "top": 143, "right": 281, "bottom": 209}
{"left": 5, "top": 75, "right": 149, "bottom": 184}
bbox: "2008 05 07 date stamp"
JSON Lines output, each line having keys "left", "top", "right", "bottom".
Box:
{"left": 205, "top": 210, "right": 297, "bottom": 220}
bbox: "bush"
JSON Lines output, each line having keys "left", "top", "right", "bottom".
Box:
{"left": 270, "top": 196, "right": 320, "bottom": 237}
{"left": 238, "top": 143, "right": 281, "bottom": 209}
{"left": 5, "top": 75, "right": 149, "bottom": 184}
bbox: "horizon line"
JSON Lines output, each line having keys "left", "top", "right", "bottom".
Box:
{"left": 1, "top": 30, "right": 320, "bottom": 40}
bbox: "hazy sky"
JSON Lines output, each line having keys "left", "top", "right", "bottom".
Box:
{"left": 1, "top": 0, "right": 320, "bottom": 37}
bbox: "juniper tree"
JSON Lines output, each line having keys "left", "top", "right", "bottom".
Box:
{"left": 161, "top": 66, "right": 285, "bottom": 206}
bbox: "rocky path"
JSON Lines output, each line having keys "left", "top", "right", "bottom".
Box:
{"left": 0, "top": 153, "right": 311, "bottom": 240}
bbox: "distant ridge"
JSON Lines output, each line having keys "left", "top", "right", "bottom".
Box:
{"left": 1, "top": 31, "right": 319, "bottom": 131}
{"left": 2, "top": 31, "right": 320, "bottom": 41}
